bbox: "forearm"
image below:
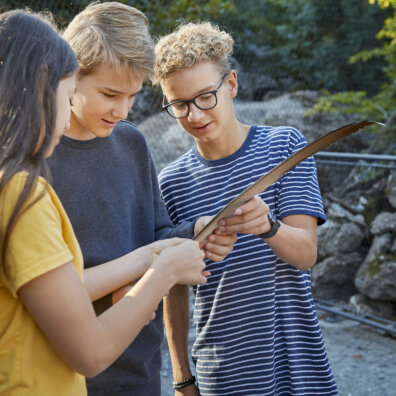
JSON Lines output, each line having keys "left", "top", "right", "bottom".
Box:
{"left": 20, "top": 240, "right": 206, "bottom": 378}
{"left": 218, "top": 197, "right": 319, "bottom": 271}
{"left": 83, "top": 246, "right": 152, "bottom": 302}
{"left": 20, "top": 261, "right": 176, "bottom": 378}
{"left": 264, "top": 218, "right": 317, "bottom": 271}
{"left": 164, "top": 284, "right": 193, "bottom": 381}
{"left": 88, "top": 267, "right": 175, "bottom": 375}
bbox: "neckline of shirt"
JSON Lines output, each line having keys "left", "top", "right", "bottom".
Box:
{"left": 191, "top": 125, "right": 257, "bottom": 167}
{"left": 60, "top": 133, "right": 110, "bottom": 149}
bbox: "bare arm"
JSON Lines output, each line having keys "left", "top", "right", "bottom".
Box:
{"left": 218, "top": 195, "right": 318, "bottom": 271}
{"left": 159, "top": 220, "right": 236, "bottom": 395}
{"left": 265, "top": 214, "right": 317, "bottom": 270}
{"left": 83, "top": 245, "right": 152, "bottom": 302}
{"left": 164, "top": 285, "right": 200, "bottom": 395}
{"left": 19, "top": 240, "right": 207, "bottom": 378}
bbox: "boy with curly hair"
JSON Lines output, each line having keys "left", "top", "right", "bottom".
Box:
{"left": 154, "top": 22, "right": 338, "bottom": 395}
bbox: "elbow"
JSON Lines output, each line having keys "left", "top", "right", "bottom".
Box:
{"left": 74, "top": 357, "right": 109, "bottom": 378}
{"left": 296, "top": 245, "right": 317, "bottom": 272}
{"left": 83, "top": 366, "right": 106, "bottom": 379}
{"left": 299, "top": 258, "right": 316, "bottom": 272}
{"left": 65, "top": 348, "right": 110, "bottom": 378}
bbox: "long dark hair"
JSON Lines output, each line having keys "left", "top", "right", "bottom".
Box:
{"left": 0, "top": 10, "right": 78, "bottom": 270}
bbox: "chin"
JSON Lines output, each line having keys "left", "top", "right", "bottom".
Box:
{"left": 92, "top": 127, "right": 114, "bottom": 138}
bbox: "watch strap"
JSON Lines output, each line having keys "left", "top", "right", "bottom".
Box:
{"left": 257, "top": 215, "right": 280, "bottom": 239}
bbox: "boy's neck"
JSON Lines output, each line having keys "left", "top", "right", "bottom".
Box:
{"left": 196, "top": 121, "right": 250, "bottom": 160}
{"left": 64, "top": 113, "right": 98, "bottom": 141}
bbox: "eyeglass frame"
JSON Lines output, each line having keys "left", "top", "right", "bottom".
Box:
{"left": 162, "top": 71, "right": 229, "bottom": 119}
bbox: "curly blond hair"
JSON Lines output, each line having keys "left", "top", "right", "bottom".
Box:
{"left": 153, "top": 22, "right": 234, "bottom": 84}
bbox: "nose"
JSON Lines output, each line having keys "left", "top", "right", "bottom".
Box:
{"left": 187, "top": 102, "right": 205, "bottom": 122}
{"left": 112, "top": 97, "right": 134, "bottom": 120}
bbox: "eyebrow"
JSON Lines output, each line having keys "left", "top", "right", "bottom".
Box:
{"left": 102, "top": 87, "right": 142, "bottom": 96}
{"left": 169, "top": 83, "right": 217, "bottom": 103}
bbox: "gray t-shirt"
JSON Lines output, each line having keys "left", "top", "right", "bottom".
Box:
{"left": 48, "top": 120, "right": 194, "bottom": 395}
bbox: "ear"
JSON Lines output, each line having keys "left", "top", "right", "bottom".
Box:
{"left": 227, "top": 70, "right": 238, "bottom": 99}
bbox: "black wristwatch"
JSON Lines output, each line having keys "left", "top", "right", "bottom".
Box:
{"left": 257, "top": 211, "right": 280, "bottom": 239}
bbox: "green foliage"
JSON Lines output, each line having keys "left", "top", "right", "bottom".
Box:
{"left": 120, "top": 0, "right": 234, "bottom": 37}
{"left": 307, "top": 0, "right": 396, "bottom": 152}
{"left": 272, "top": 0, "right": 387, "bottom": 93}
{"left": 213, "top": 0, "right": 389, "bottom": 97}
{"left": 0, "top": 0, "right": 233, "bottom": 30}
{"left": 1, "top": 0, "right": 394, "bottom": 128}
{"left": 0, "top": 1, "right": 90, "bottom": 26}
{"left": 306, "top": 91, "right": 386, "bottom": 119}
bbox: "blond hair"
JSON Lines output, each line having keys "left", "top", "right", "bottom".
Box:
{"left": 63, "top": 1, "right": 154, "bottom": 80}
{"left": 153, "top": 22, "right": 234, "bottom": 84}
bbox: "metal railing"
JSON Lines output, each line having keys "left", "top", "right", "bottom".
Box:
{"left": 315, "top": 152, "right": 396, "bottom": 169}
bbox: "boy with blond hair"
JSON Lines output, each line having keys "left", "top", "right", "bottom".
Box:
{"left": 48, "top": 3, "right": 235, "bottom": 395}
{"left": 154, "top": 22, "right": 338, "bottom": 395}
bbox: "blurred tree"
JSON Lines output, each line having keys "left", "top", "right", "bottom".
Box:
{"left": 307, "top": 0, "right": 396, "bottom": 153}
{"left": 217, "top": 0, "right": 388, "bottom": 95}
{"left": 0, "top": 0, "right": 89, "bottom": 26}
{"left": 0, "top": 0, "right": 233, "bottom": 30}
{"left": 0, "top": 0, "right": 392, "bottom": 131}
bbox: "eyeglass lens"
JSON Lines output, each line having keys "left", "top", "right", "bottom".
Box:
{"left": 169, "top": 92, "right": 217, "bottom": 118}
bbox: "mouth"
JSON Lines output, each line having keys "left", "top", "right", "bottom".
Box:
{"left": 102, "top": 119, "right": 118, "bottom": 128}
{"left": 192, "top": 121, "right": 212, "bottom": 132}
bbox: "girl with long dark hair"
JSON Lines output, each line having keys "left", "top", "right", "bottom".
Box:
{"left": 0, "top": 10, "right": 208, "bottom": 395}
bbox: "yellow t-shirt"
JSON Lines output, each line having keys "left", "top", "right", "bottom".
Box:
{"left": 0, "top": 174, "right": 86, "bottom": 395}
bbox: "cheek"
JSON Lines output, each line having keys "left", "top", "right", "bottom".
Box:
{"left": 74, "top": 97, "right": 100, "bottom": 122}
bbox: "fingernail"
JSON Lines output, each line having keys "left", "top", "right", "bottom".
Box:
{"left": 235, "top": 209, "right": 242, "bottom": 215}
{"left": 219, "top": 220, "right": 225, "bottom": 225}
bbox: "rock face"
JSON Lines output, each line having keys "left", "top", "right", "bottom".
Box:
{"left": 386, "top": 172, "right": 396, "bottom": 208}
{"left": 138, "top": 91, "right": 396, "bottom": 319}
{"left": 313, "top": 176, "right": 396, "bottom": 316}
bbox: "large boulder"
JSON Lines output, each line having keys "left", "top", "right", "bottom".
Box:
{"left": 317, "top": 219, "right": 365, "bottom": 261}
{"left": 311, "top": 252, "right": 363, "bottom": 300}
{"left": 370, "top": 211, "right": 396, "bottom": 235}
{"left": 385, "top": 171, "right": 396, "bottom": 209}
{"left": 354, "top": 232, "right": 396, "bottom": 300}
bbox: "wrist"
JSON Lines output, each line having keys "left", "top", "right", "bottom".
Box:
{"left": 173, "top": 375, "right": 196, "bottom": 390}
{"left": 257, "top": 211, "right": 280, "bottom": 239}
{"left": 145, "top": 264, "right": 176, "bottom": 294}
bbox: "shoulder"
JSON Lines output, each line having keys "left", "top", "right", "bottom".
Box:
{"left": 252, "top": 125, "right": 307, "bottom": 158}
{"left": 254, "top": 125, "right": 306, "bottom": 144}
{"left": 114, "top": 120, "right": 146, "bottom": 141}
{"left": 1, "top": 173, "right": 49, "bottom": 207}
{"left": 112, "top": 120, "right": 151, "bottom": 153}
{"left": 109, "top": 121, "right": 151, "bottom": 160}
{"left": 158, "top": 150, "right": 195, "bottom": 184}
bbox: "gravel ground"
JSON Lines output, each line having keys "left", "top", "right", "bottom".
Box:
{"left": 160, "top": 309, "right": 396, "bottom": 396}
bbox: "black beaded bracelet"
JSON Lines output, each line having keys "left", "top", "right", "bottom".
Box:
{"left": 172, "top": 375, "right": 196, "bottom": 389}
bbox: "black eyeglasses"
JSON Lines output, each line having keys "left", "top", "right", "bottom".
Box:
{"left": 162, "top": 72, "right": 229, "bottom": 119}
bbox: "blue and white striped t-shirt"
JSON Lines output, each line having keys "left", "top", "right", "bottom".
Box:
{"left": 159, "top": 125, "right": 337, "bottom": 396}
